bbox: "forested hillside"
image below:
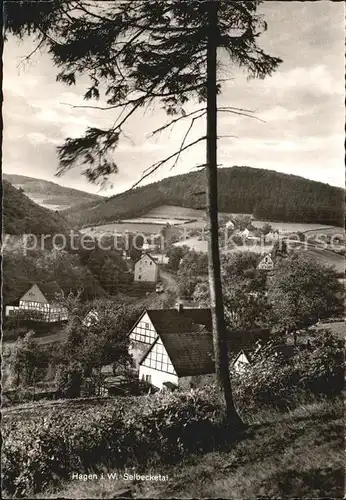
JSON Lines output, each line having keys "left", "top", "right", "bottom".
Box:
{"left": 63, "top": 167, "right": 344, "bottom": 228}
{"left": 3, "top": 181, "right": 70, "bottom": 235}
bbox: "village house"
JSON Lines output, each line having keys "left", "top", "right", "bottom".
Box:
{"left": 138, "top": 327, "right": 216, "bottom": 390}
{"left": 5, "top": 282, "right": 68, "bottom": 322}
{"left": 128, "top": 305, "right": 212, "bottom": 369}
{"left": 134, "top": 253, "right": 158, "bottom": 283}
{"left": 257, "top": 253, "right": 274, "bottom": 271}
{"left": 232, "top": 349, "right": 252, "bottom": 373}
{"left": 128, "top": 305, "right": 271, "bottom": 389}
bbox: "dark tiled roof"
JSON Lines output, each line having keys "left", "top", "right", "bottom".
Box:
{"left": 146, "top": 308, "right": 212, "bottom": 334}
{"left": 159, "top": 328, "right": 215, "bottom": 377}
{"left": 37, "top": 281, "right": 63, "bottom": 302}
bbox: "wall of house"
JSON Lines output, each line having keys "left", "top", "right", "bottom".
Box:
{"left": 139, "top": 365, "right": 179, "bottom": 389}
{"left": 129, "top": 312, "right": 158, "bottom": 368}
{"left": 134, "top": 256, "right": 158, "bottom": 282}
{"left": 179, "top": 373, "right": 216, "bottom": 390}
{"left": 139, "top": 337, "right": 178, "bottom": 388}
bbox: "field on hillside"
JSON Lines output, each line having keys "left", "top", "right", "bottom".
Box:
{"left": 173, "top": 237, "right": 344, "bottom": 272}
{"left": 251, "top": 220, "right": 344, "bottom": 234}
{"left": 84, "top": 204, "right": 344, "bottom": 239}
{"left": 82, "top": 222, "right": 165, "bottom": 235}
{"left": 122, "top": 217, "right": 193, "bottom": 225}
{"left": 143, "top": 205, "right": 205, "bottom": 219}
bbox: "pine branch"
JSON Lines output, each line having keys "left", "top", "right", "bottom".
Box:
{"left": 131, "top": 136, "right": 206, "bottom": 189}
{"left": 169, "top": 114, "right": 205, "bottom": 171}
{"left": 148, "top": 107, "right": 207, "bottom": 137}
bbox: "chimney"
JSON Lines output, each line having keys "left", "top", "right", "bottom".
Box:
{"left": 176, "top": 302, "right": 184, "bottom": 313}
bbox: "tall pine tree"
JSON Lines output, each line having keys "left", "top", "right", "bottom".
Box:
{"left": 5, "top": 0, "right": 282, "bottom": 421}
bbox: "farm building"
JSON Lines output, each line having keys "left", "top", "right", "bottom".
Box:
{"left": 138, "top": 326, "right": 216, "bottom": 390}
{"left": 83, "top": 309, "right": 99, "bottom": 327}
{"left": 128, "top": 305, "right": 212, "bottom": 369}
{"left": 232, "top": 350, "right": 252, "bottom": 373}
{"left": 5, "top": 282, "right": 68, "bottom": 322}
{"left": 257, "top": 253, "right": 274, "bottom": 270}
{"left": 134, "top": 253, "right": 158, "bottom": 283}
{"left": 128, "top": 305, "right": 272, "bottom": 388}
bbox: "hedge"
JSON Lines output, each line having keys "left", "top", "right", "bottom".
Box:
{"left": 2, "top": 388, "right": 226, "bottom": 498}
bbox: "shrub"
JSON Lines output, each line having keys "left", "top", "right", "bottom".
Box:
{"left": 232, "top": 329, "right": 344, "bottom": 412}
{"left": 55, "top": 363, "right": 83, "bottom": 399}
{"left": 2, "top": 388, "right": 227, "bottom": 497}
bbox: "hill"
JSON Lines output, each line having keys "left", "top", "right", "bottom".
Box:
{"left": 63, "top": 166, "right": 344, "bottom": 228}
{"left": 3, "top": 173, "right": 102, "bottom": 210}
{"left": 3, "top": 180, "right": 70, "bottom": 235}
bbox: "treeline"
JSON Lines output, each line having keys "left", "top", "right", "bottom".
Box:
{"left": 63, "top": 167, "right": 344, "bottom": 228}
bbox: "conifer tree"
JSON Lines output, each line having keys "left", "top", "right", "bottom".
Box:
{"left": 6, "top": 0, "right": 282, "bottom": 422}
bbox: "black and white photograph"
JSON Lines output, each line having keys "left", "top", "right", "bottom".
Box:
{"left": 1, "top": 1, "right": 345, "bottom": 498}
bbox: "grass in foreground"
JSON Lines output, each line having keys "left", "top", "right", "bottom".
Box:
{"left": 37, "top": 398, "right": 344, "bottom": 499}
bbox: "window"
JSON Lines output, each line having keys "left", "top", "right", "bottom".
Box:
{"left": 144, "top": 322, "right": 149, "bottom": 329}
{"left": 150, "top": 261, "right": 152, "bottom": 266}
{"left": 145, "top": 374, "right": 152, "bottom": 383}
{"left": 138, "top": 275, "right": 142, "bottom": 280}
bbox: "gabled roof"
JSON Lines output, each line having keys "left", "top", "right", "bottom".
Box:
{"left": 140, "top": 327, "right": 215, "bottom": 377}
{"left": 145, "top": 308, "right": 212, "bottom": 334}
{"left": 232, "top": 349, "right": 252, "bottom": 365}
{"left": 135, "top": 253, "right": 158, "bottom": 265}
{"left": 37, "top": 281, "right": 64, "bottom": 301}
{"left": 17, "top": 281, "right": 63, "bottom": 303}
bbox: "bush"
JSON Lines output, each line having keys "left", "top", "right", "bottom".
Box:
{"left": 2, "top": 388, "right": 227, "bottom": 497}
{"left": 55, "top": 363, "right": 83, "bottom": 399}
{"left": 232, "top": 330, "right": 344, "bottom": 412}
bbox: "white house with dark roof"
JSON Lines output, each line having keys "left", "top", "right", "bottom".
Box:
{"left": 257, "top": 253, "right": 274, "bottom": 271}
{"left": 128, "top": 306, "right": 212, "bottom": 370}
{"left": 5, "top": 282, "right": 68, "bottom": 322}
{"left": 232, "top": 350, "right": 252, "bottom": 373}
{"left": 134, "top": 253, "right": 158, "bottom": 283}
{"left": 128, "top": 305, "right": 271, "bottom": 389}
{"left": 138, "top": 326, "right": 216, "bottom": 389}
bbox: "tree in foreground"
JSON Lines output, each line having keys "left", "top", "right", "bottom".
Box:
{"left": 6, "top": 0, "right": 282, "bottom": 422}
{"left": 193, "top": 252, "right": 271, "bottom": 330}
{"left": 268, "top": 254, "right": 344, "bottom": 343}
{"left": 57, "top": 295, "right": 140, "bottom": 395}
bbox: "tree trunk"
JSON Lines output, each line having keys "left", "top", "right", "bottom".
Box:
{"left": 205, "top": 0, "right": 242, "bottom": 425}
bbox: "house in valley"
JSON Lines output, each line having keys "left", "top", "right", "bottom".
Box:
{"left": 5, "top": 282, "right": 68, "bottom": 322}
{"left": 128, "top": 305, "right": 273, "bottom": 389}
{"left": 127, "top": 305, "right": 212, "bottom": 371}
{"left": 232, "top": 349, "right": 252, "bottom": 373}
{"left": 134, "top": 253, "right": 158, "bottom": 283}
{"left": 138, "top": 327, "right": 216, "bottom": 390}
{"left": 257, "top": 253, "right": 274, "bottom": 271}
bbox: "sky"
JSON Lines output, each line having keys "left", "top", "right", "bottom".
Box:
{"left": 3, "top": 1, "right": 345, "bottom": 196}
